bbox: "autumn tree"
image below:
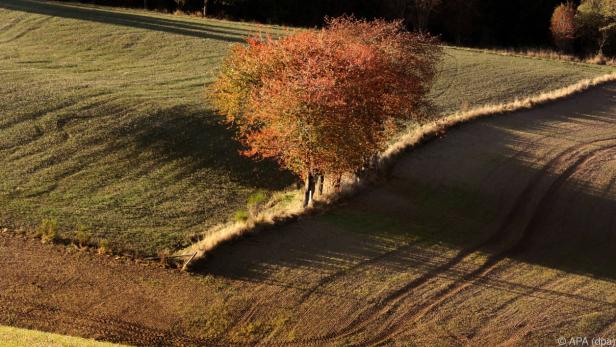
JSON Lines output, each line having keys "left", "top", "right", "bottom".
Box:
{"left": 210, "top": 17, "right": 442, "bottom": 206}
{"left": 551, "top": 2, "right": 577, "bottom": 51}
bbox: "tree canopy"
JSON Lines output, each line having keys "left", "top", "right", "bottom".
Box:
{"left": 551, "top": 2, "right": 577, "bottom": 51}
{"left": 210, "top": 17, "right": 442, "bottom": 204}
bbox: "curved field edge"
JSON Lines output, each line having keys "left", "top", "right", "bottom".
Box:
{"left": 0, "top": 0, "right": 613, "bottom": 257}
{"left": 182, "top": 72, "right": 616, "bottom": 264}
{"left": 445, "top": 45, "right": 616, "bottom": 68}
{"left": 0, "top": 325, "right": 126, "bottom": 347}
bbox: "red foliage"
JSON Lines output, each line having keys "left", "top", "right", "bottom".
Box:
{"left": 551, "top": 2, "right": 577, "bottom": 51}
{"left": 210, "top": 17, "right": 442, "bottom": 183}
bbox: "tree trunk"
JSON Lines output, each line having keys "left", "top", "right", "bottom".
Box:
{"left": 303, "top": 173, "right": 316, "bottom": 207}
{"left": 599, "top": 31, "right": 607, "bottom": 56}
{"left": 316, "top": 174, "right": 324, "bottom": 197}
{"left": 203, "top": 0, "right": 208, "bottom": 17}
{"left": 333, "top": 176, "right": 342, "bottom": 192}
{"left": 143, "top": 0, "right": 147, "bottom": 10}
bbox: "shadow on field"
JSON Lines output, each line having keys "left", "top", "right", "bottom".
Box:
{"left": 0, "top": 0, "right": 264, "bottom": 42}
{"left": 197, "top": 83, "right": 616, "bottom": 302}
{"left": 133, "top": 106, "right": 296, "bottom": 190}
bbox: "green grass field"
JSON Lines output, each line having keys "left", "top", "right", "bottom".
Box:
{"left": 0, "top": 325, "right": 125, "bottom": 347}
{"left": 0, "top": 0, "right": 613, "bottom": 256}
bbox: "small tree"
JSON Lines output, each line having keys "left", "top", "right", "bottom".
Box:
{"left": 551, "top": 2, "right": 577, "bottom": 52}
{"left": 576, "top": 0, "right": 616, "bottom": 55}
{"left": 210, "top": 17, "right": 442, "bottom": 206}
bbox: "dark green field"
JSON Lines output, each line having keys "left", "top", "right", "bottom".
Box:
{"left": 0, "top": 0, "right": 613, "bottom": 256}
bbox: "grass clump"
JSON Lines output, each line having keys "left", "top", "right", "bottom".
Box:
{"left": 247, "top": 190, "right": 268, "bottom": 218}
{"left": 74, "top": 224, "right": 90, "bottom": 248}
{"left": 233, "top": 190, "right": 270, "bottom": 223}
{"left": 234, "top": 210, "right": 249, "bottom": 223}
{"left": 36, "top": 218, "right": 58, "bottom": 244}
{"left": 97, "top": 239, "right": 111, "bottom": 255}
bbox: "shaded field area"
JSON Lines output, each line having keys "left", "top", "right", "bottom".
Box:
{"left": 0, "top": 0, "right": 613, "bottom": 256}
{"left": 2, "top": 84, "right": 616, "bottom": 346}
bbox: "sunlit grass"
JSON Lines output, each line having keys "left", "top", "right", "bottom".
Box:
{"left": 0, "top": 325, "right": 125, "bottom": 347}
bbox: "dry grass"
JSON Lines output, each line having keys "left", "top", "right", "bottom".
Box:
{"left": 181, "top": 189, "right": 306, "bottom": 260}
{"left": 382, "top": 72, "right": 616, "bottom": 160}
{"left": 183, "top": 72, "right": 616, "bottom": 263}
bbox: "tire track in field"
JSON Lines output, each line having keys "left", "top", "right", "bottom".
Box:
{"left": 0, "top": 16, "right": 51, "bottom": 44}
{"left": 216, "top": 136, "right": 616, "bottom": 347}
{"left": 0, "top": 293, "right": 218, "bottom": 346}
{"left": 289, "top": 126, "right": 587, "bottom": 340}
{"left": 260, "top": 136, "right": 616, "bottom": 346}
{"left": 0, "top": 12, "right": 26, "bottom": 33}
{"left": 296, "top": 239, "right": 423, "bottom": 302}
{"left": 0, "top": 90, "right": 112, "bottom": 132}
{"left": 465, "top": 274, "right": 565, "bottom": 341}
{"left": 356, "top": 141, "right": 616, "bottom": 346}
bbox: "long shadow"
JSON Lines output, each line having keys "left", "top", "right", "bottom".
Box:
{"left": 0, "top": 0, "right": 269, "bottom": 42}
{"left": 130, "top": 105, "right": 296, "bottom": 190}
{"left": 196, "top": 83, "right": 616, "bottom": 308}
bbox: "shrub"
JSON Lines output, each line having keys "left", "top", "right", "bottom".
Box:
{"left": 551, "top": 2, "right": 577, "bottom": 51}
{"left": 210, "top": 17, "right": 442, "bottom": 206}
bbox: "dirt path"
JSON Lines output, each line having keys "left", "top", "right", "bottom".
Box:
{"left": 2, "top": 84, "right": 616, "bottom": 346}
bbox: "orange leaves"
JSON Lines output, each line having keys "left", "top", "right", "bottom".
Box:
{"left": 551, "top": 2, "right": 577, "bottom": 50}
{"left": 209, "top": 16, "right": 442, "bottom": 179}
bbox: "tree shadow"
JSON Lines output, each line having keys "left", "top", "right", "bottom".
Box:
{"left": 0, "top": 0, "right": 271, "bottom": 42}
{"left": 131, "top": 105, "right": 296, "bottom": 190}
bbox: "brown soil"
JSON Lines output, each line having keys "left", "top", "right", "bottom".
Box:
{"left": 2, "top": 83, "right": 616, "bottom": 346}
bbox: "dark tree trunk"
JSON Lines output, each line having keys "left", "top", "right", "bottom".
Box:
{"left": 143, "top": 0, "right": 147, "bottom": 10}
{"left": 303, "top": 173, "right": 316, "bottom": 207}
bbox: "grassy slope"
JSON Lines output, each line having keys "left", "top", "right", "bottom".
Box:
{"left": 0, "top": 0, "right": 613, "bottom": 256}
{"left": 0, "top": 325, "right": 125, "bottom": 347}
{"left": 430, "top": 47, "right": 612, "bottom": 114}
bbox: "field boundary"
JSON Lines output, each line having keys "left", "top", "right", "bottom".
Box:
{"left": 445, "top": 45, "right": 616, "bottom": 67}
{"left": 182, "top": 72, "right": 616, "bottom": 267}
